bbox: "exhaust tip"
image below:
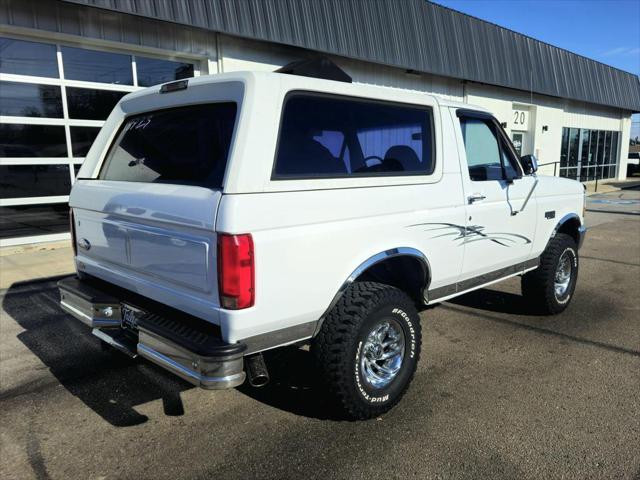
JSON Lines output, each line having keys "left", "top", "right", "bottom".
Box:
{"left": 249, "top": 373, "right": 270, "bottom": 388}
{"left": 245, "top": 353, "right": 270, "bottom": 388}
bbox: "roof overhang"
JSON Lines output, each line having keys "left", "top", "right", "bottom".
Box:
{"left": 62, "top": 0, "right": 640, "bottom": 112}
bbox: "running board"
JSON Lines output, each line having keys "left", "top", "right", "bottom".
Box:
{"left": 426, "top": 258, "right": 539, "bottom": 303}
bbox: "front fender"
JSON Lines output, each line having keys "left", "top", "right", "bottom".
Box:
{"left": 551, "top": 213, "right": 587, "bottom": 250}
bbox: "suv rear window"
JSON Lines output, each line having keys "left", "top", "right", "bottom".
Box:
{"left": 100, "top": 103, "right": 237, "bottom": 188}
{"left": 273, "top": 93, "right": 434, "bottom": 179}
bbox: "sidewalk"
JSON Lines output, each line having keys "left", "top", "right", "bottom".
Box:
{"left": 584, "top": 178, "right": 640, "bottom": 195}
{"left": 0, "top": 241, "right": 74, "bottom": 290}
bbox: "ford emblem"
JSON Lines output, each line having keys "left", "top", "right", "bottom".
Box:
{"left": 78, "top": 238, "right": 91, "bottom": 251}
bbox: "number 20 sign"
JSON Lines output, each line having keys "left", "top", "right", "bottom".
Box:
{"left": 512, "top": 109, "right": 528, "bottom": 129}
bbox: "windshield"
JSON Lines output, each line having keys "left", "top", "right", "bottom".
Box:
{"left": 100, "top": 102, "right": 237, "bottom": 189}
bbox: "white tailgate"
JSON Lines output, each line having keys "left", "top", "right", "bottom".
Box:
{"left": 70, "top": 180, "right": 221, "bottom": 322}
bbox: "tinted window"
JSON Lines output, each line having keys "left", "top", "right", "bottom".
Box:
{"left": 580, "top": 129, "right": 591, "bottom": 170}
{"left": 0, "top": 165, "right": 71, "bottom": 198}
{"left": 610, "top": 132, "right": 619, "bottom": 164}
{"left": 70, "top": 126, "right": 101, "bottom": 157}
{"left": 136, "top": 56, "right": 194, "bottom": 87}
{"left": 560, "top": 127, "right": 569, "bottom": 168}
{"left": 596, "top": 130, "right": 605, "bottom": 165}
{"left": 0, "top": 37, "right": 58, "bottom": 78}
{"left": 62, "top": 46, "right": 132, "bottom": 84}
{"left": 602, "top": 131, "right": 612, "bottom": 165}
{"left": 0, "top": 204, "right": 70, "bottom": 239}
{"left": 66, "top": 87, "right": 126, "bottom": 120}
{"left": 568, "top": 128, "right": 580, "bottom": 167}
{"left": 100, "top": 103, "right": 237, "bottom": 188}
{"left": 0, "top": 81, "right": 63, "bottom": 117}
{"left": 273, "top": 94, "right": 433, "bottom": 178}
{"left": 583, "top": 129, "right": 598, "bottom": 181}
{"left": 0, "top": 124, "right": 67, "bottom": 157}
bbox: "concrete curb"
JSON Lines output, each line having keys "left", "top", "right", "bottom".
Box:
{"left": 585, "top": 180, "right": 640, "bottom": 196}
{"left": 0, "top": 240, "right": 70, "bottom": 257}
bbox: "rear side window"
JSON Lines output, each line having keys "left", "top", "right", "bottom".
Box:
{"left": 100, "top": 103, "right": 237, "bottom": 188}
{"left": 273, "top": 93, "right": 434, "bottom": 178}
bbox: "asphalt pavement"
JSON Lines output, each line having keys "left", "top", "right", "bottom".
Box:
{"left": 1, "top": 189, "right": 639, "bottom": 480}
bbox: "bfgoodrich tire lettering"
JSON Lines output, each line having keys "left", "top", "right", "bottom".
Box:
{"left": 312, "top": 282, "right": 421, "bottom": 420}
{"left": 522, "top": 233, "right": 579, "bottom": 315}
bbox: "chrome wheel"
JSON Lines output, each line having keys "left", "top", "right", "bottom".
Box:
{"left": 360, "top": 319, "right": 405, "bottom": 389}
{"left": 554, "top": 250, "right": 572, "bottom": 299}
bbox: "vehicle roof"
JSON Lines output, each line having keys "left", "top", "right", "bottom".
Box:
{"left": 125, "top": 70, "right": 492, "bottom": 115}
{"left": 436, "top": 97, "right": 490, "bottom": 113}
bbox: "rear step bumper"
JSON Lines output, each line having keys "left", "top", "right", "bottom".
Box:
{"left": 58, "top": 276, "right": 246, "bottom": 389}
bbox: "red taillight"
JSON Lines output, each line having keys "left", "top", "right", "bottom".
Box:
{"left": 217, "top": 233, "right": 255, "bottom": 310}
{"left": 69, "top": 208, "right": 77, "bottom": 256}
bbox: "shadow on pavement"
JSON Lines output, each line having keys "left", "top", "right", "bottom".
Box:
{"left": 604, "top": 182, "right": 640, "bottom": 191}
{"left": 2, "top": 275, "right": 338, "bottom": 423}
{"left": 237, "top": 346, "right": 343, "bottom": 421}
{"left": 444, "top": 287, "right": 639, "bottom": 358}
{"left": 446, "top": 287, "right": 545, "bottom": 316}
{"left": 6, "top": 277, "right": 635, "bottom": 425}
{"left": 1, "top": 276, "right": 192, "bottom": 427}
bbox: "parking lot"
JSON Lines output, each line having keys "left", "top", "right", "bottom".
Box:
{"left": 1, "top": 188, "right": 639, "bottom": 480}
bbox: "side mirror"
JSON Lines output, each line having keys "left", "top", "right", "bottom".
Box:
{"left": 521, "top": 154, "right": 538, "bottom": 175}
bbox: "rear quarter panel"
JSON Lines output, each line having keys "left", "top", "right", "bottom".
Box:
{"left": 217, "top": 179, "right": 465, "bottom": 344}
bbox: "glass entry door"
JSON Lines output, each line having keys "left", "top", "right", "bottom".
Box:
{"left": 559, "top": 128, "right": 618, "bottom": 181}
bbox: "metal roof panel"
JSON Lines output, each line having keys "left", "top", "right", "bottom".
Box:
{"left": 62, "top": 0, "right": 640, "bottom": 111}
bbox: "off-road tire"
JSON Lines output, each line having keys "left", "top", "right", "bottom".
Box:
{"left": 312, "top": 282, "right": 421, "bottom": 420}
{"left": 521, "top": 233, "right": 579, "bottom": 315}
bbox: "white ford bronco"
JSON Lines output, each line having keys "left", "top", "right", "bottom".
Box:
{"left": 58, "top": 59, "right": 586, "bottom": 420}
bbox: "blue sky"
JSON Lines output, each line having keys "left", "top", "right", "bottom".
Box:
{"left": 433, "top": 0, "right": 640, "bottom": 139}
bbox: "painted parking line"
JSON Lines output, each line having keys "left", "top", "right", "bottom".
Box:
{"left": 588, "top": 199, "right": 640, "bottom": 205}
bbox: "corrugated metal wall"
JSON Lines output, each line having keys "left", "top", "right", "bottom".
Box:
{"left": 59, "top": 0, "right": 640, "bottom": 112}
{"left": 0, "top": 0, "right": 217, "bottom": 58}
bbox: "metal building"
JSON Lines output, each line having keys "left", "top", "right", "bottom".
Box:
{"left": 1, "top": 0, "right": 639, "bottom": 246}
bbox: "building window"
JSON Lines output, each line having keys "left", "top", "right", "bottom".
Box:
{"left": 61, "top": 46, "right": 133, "bottom": 85}
{"left": 0, "top": 35, "right": 197, "bottom": 244}
{"left": 0, "top": 81, "right": 63, "bottom": 117}
{"left": 136, "top": 56, "right": 195, "bottom": 87}
{"left": 559, "top": 127, "right": 619, "bottom": 181}
{"left": 0, "top": 204, "right": 71, "bottom": 240}
{"left": 0, "top": 124, "right": 67, "bottom": 157}
{"left": 0, "top": 37, "right": 58, "bottom": 77}
{"left": 65, "top": 87, "right": 128, "bottom": 120}
{"left": 70, "top": 127, "right": 101, "bottom": 157}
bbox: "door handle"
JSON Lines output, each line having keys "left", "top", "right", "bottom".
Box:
{"left": 468, "top": 193, "right": 486, "bottom": 204}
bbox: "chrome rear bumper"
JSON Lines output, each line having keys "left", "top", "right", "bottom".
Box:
{"left": 58, "top": 276, "right": 246, "bottom": 390}
{"left": 59, "top": 278, "right": 122, "bottom": 328}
